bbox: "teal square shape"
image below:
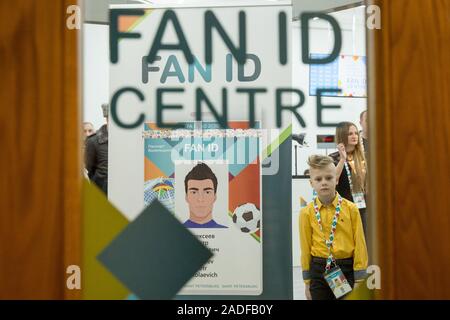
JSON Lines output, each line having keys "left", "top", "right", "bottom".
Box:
{"left": 98, "top": 200, "right": 213, "bottom": 299}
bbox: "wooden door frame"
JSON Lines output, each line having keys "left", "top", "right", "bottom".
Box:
{"left": 368, "top": 0, "right": 450, "bottom": 299}
{"left": 0, "top": 0, "right": 81, "bottom": 299}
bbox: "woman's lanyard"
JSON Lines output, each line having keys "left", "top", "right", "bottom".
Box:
{"left": 313, "top": 195, "right": 343, "bottom": 271}
{"left": 344, "top": 161, "right": 355, "bottom": 193}
{"left": 344, "top": 161, "right": 366, "bottom": 209}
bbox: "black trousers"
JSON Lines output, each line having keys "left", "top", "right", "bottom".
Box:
{"left": 309, "top": 257, "right": 355, "bottom": 300}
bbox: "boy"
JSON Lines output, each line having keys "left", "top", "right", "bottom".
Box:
{"left": 300, "top": 155, "right": 368, "bottom": 300}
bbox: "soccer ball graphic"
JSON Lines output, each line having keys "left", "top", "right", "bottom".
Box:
{"left": 232, "top": 203, "right": 261, "bottom": 233}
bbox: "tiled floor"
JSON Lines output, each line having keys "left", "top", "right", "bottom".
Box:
{"left": 293, "top": 267, "right": 307, "bottom": 300}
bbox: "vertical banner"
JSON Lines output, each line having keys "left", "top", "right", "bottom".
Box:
{"left": 108, "top": 2, "right": 293, "bottom": 299}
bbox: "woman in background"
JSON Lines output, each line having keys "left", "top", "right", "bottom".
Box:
{"left": 329, "top": 122, "right": 368, "bottom": 235}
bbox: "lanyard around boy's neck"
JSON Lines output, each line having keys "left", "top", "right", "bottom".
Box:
{"left": 313, "top": 195, "right": 343, "bottom": 271}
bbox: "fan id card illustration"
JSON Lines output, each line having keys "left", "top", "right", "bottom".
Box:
{"left": 143, "top": 121, "right": 262, "bottom": 295}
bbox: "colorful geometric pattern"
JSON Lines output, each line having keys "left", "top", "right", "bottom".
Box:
{"left": 144, "top": 138, "right": 175, "bottom": 177}
{"left": 82, "top": 179, "right": 130, "bottom": 300}
{"left": 118, "top": 9, "right": 153, "bottom": 33}
{"left": 83, "top": 178, "right": 211, "bottom": 300}
{"left": 83, "top": 124, "right": 292, "bottom": 299}
{"left": 97, "top": 200, "right": 213, "bottom": 300}
{"left": 144, "top": 122, "right": 263, "bottom": 244}
{"left": 229, "top": 159, "right": 261, "bottom": 242}
{"left": 144, "top": 177, "right": 175, "bottom": 212}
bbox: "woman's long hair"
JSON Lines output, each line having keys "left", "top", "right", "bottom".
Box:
{"left": 335, "top": 122, "right": 367, "bottom": 193}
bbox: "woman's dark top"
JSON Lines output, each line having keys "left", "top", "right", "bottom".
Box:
{"left": 329, "top": 151, "right": 353, "bottom": 202}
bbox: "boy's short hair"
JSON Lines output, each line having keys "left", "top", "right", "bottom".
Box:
{"left": 307, "top": 155, "right": 334, "bottom": 170}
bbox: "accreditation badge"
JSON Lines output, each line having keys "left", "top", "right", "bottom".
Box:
{"left": 352, "top": 192, "right": 366, "bottom": 209}
{"left": 324, "top": 266, "right": 353, "bottom": 299}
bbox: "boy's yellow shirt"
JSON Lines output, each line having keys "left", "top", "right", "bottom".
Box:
{"left": 299, "top": 193, "right": 368, "bottom": 284}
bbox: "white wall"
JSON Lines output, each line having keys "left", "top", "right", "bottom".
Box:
{"left": 291, "top": 6, "right": 367, "bottom": 267}
{"left": 83, "top": 23, "right": 109, "bottom": 131}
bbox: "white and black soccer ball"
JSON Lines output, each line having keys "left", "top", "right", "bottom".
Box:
{"left": 232, "top": 203, "right": 261, "bottom": 233}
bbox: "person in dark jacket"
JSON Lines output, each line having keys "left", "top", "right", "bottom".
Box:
{"left": 85, "top": 104, "right": 109, "bottom": 194}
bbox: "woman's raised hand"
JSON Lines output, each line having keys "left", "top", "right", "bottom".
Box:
{"left": 337, "top": 143, "right": 347, "bottom": 161}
